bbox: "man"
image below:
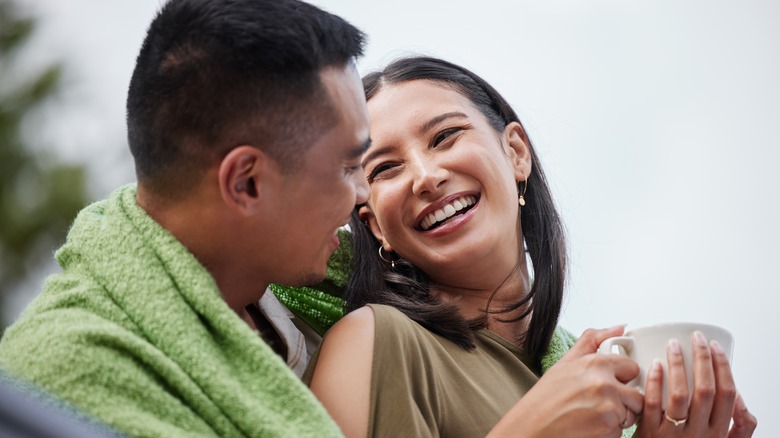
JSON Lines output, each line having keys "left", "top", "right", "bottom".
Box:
{"left": 0, "top": 0, "right": 369, "bottom": 436}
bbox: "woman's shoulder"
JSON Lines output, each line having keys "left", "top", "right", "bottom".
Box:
{"left": 364, "top": 303, "right": 411, "bottom": 323}
{"left": 327, "top": 304, "right": 436, "bottom": 360}
{"left": 364, "top": 304, "right": 431, "bottom": 339}
{"left": 327, "top": 304, "right": 417, "bottom": 340}
{"left": 308, "top": 308, "right": 375, "bottom": 437}
{"left": 325, "top": 306, "right": 376, "bottom": 344}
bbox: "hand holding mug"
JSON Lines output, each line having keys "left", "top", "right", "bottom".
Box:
{"left": 598, "top": 323, "right": 757, "bottom": 437}
{"left": 489, "top": 326, "right": 645, "bottom": 438}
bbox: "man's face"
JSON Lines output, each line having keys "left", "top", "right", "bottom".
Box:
{"left": 262, "top": 64, "right": 370, "bottom": 286}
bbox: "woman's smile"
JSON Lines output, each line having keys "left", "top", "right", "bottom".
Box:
{"left": 416, "top": 192, "right": 480, "bottom": 232}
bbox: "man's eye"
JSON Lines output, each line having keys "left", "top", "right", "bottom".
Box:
{"left": 345, "top": 164, "right": 361, "bottom": 175}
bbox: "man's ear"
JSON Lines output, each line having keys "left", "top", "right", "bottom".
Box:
{"left": 358, "top": 204, "right": 393, "bottom": 252}
{"left": 218, "top": 145, "right": 268, "bottom": 215}
{"left": 503, "top": 121, "right": 533, "bottom": 181}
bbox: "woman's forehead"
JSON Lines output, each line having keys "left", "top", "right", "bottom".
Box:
{"left": 367, "top": 81, "right": 478, "bottom": 126}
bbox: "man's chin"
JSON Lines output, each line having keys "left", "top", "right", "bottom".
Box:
{"left": 284, "top": 271, "right": 327, "bottom": 288}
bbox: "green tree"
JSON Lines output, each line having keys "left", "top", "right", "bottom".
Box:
{"left": 0, "top": 0, "right": 88, "bottom": 332}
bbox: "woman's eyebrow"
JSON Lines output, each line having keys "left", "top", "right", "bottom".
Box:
{"left": 361, "top": 112, "right": 469, "bottom": 168}
{"left": 418, "top": 111, "right": 468, "bottom": 135}
{"left": 361, "top": 145, "right": 393, "bottom": 168}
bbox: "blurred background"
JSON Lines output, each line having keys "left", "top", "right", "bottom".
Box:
{"left": 2, "top": 0, "right": 776, "bottom": 434}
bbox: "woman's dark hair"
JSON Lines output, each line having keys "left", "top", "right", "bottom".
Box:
{"left": 346, "top": 56, "right": 567, "bottom": 367}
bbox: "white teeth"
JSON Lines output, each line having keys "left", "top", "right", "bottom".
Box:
{"left": 420, "top": 195, "right": 476, "bottom": 230}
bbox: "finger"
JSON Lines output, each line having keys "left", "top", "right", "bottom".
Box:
{"left": 603, "top": 353, "right": 641, "bottom": 385}
{"left": 664, "top": 338, "right": 690, "bottom": 425}
{"left": 688, "top": 331, "right": 716, "bottom": 428}
{"left": 620, "top": 385, "right": 644, "bottom": 421}
{"left": 727, "top": 392, "right": 758, "bottom": 438}
{"left": 641, "top": 358, "right": 664, "bottom": 427}
{"left": 622, "top": 406, "right": 638, "bottom": 429}
{"left": 563, "top": 325, "right": 627, "bottom": 360}
{"left": 708, "top": 340, "right": 736, "bottom": 431}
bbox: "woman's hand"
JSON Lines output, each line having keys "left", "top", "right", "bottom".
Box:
{"left": 633, "top": 332, "right": 757, "bottom": 437}
{"left": 488, "top": 326, "right": 644, "bottom": 438}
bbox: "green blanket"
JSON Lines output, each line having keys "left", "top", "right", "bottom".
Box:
{"left": 0, "top": 184, "right": 340, "bottom": 437}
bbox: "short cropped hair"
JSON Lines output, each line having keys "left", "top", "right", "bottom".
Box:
{"left": 127, "top": 0, "right": 365, "bottom": 198}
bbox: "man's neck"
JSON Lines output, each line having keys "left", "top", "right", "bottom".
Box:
{"left": 136, "top": 182, "right": 269, "bottom": 315}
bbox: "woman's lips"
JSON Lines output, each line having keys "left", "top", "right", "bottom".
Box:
{"left": 416, "top": 193, "right": 480, "bottom": 231}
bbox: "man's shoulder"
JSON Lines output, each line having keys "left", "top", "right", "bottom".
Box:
{"left": 0, "top": 295, "right": 212, "bottom": 437}
{"left": 9, "top": 268, "right": 135, "bottom": 336}
{"left": 0, "top": 269, "right": 144, "bottom": 393}
{"left": 0, "top": 294, "right": 136, "bottom": 380}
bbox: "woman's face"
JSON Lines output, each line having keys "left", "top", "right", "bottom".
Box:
{"left": 360, "top": 80, "right": 532, "bottom": 286}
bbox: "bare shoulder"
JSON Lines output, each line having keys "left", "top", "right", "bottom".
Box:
{"left": 309, "top": 306, "right": 375, "bottom": 438}
{"left": 314, "top": 306, "right": 375, "bottom": 375}
{"left": 327, "top": 306, "right": 375, "bottom": 341}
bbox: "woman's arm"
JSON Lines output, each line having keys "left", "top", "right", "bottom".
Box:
{"left": 309, "top": 306, "right": 375, "bottom": 438}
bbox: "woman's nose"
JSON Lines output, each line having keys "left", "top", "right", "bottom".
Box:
{"left": 411, "top": 156, "right": 448, "bottom": 197}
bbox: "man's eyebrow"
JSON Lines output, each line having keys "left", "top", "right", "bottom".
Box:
{"left": 348, "top": 137, "right": 372, "bottom": 159}
{"left": 418, "top": 111, "right": 469, "bottom": 135}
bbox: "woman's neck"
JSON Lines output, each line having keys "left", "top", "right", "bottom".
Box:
{"left": 429, "top": 255, "right": 532, "bottom": 348}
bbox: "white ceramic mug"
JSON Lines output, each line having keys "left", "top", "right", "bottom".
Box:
{"left": 597, "top": 322, "right": 734, "bottom": 409}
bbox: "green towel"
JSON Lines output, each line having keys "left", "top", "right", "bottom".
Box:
{"left": 0, "top": 184, "right": 341, "bottom": 437}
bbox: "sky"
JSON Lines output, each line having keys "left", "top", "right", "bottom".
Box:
{"left": 16, "top": 0, "right": 779, "bottom": 434}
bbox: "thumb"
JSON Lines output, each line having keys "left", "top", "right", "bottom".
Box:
{"left": 728, "top": 392, "right": 757, "bottom": 438}
{"left": 561, "top": 325, "right": 626, "bottom": 361}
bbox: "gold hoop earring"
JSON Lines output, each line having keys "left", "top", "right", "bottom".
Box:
{"left": 378, "top": 246, "right": 398, "bottom": 268}
{"left": 518, "top": 175, "right": 529, "bottom": 206}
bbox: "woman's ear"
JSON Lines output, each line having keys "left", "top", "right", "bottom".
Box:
{"left": 218, "top": 145, "right": 268, "bottom": 215}
{"left": 358, "top": 204, "right": 393, "bottom": 252}
{"left": 503, "top": 121, "right": 533, "bottom": 181}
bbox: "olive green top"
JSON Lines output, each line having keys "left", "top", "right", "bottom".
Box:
{"left": 307, "top": 303, "right": 540, "bottom": 437}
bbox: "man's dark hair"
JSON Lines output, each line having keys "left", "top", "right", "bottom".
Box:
{"left": 127, "top": 0, "right": 365, "bottom": 198}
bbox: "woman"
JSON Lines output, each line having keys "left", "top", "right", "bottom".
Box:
{"left": 306, "top": 56, "right": 756, "bottom": 438}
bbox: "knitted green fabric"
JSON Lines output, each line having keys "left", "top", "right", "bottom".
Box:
{"left": 0, "top": 184, "right": 341, "bottom": 438}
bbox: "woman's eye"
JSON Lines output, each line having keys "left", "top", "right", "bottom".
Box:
{"left": 367, "top": 163, "right": 396, "bottom": 182}
{"left": 432, "top": 127, "right": 461, "bottom": 147}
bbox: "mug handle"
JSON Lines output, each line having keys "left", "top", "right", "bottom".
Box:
{"left": 597, "top": 336, "right": 642, "bottom": 389}
{"left": 597, "top": 336, "right": 634, "bottom": 356}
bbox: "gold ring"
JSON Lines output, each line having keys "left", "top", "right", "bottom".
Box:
{"left": 664, "top": 413, "right": 688, "bottom": 426}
